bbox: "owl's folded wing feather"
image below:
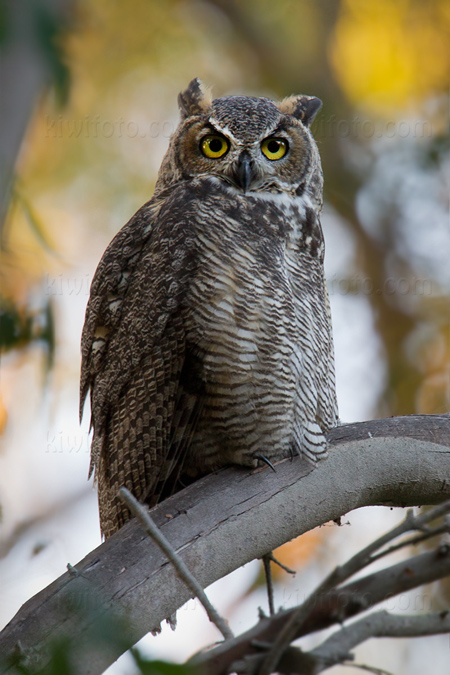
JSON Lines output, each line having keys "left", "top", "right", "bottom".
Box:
{"left": 80, "top": 196, "right": 200, "bottom": 537}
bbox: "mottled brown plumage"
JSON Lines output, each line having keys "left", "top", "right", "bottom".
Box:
{"left": 80, "top": 79, "right": 338, "bottom": 538}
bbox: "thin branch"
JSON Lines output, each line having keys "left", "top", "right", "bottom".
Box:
{"left": 309, "top": 610, "right": 450, "bottom": 672}
{"left": 319, "top": 501, "right": 450, "bottom": 592}
{"left": 262, "top": 555, "right": 275, "bottom": 617}
{"left": 0, "top": 486, "right": 93, "bottom": 559}
{"left": 368, "top": 521, "right": 450, "bottom": 566}
{"left": 267, "top": 552, "right": 296, "bottom": 576}
{"left": 118, "top": 487, "right": 234, "bottom": 641}
{"left": 230, "top": 580, "right": 450, "bottom": 674}
{"left": 340, "top": 664, "right": 394, "bottom": 675}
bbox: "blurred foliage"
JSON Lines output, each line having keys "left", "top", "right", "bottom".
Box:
{"left": 0, "top": 0, "right": 70, "bottom": 426}
{"left": 6, "top": 643, "right": 196, "bottom": 675}
{"left": 0, "top": 296, "right": 55, "bottom": 370}
{"left": 30, "top": 0, "right": 72, "bottom": 107}
{"left": 2, "top": 595, "right": 198, "bottom": 675}
{"left": 1, "top": 0, "right": 449, "bottom": 650}
{"left": 331, "top": 0, "right": 450, "bottom": 113}
{"left": 131, "top": 651, "right": 196, "bottom": 675}
{"left": 0, "top": 0, "right": 7, "bottom": 44}
{"left": 0, "top": 186, "right": 56, "bottom": 370}
{"left": 0, "top": 0, "right": 71, "bottom": 104}
{"left": 0, "top": 300, "right": 32, "bottom": 352}
{"left": 8, "top": 638, "right": 75, "bottom": 675}
{"left": 11, "top": 183, "right": 59, "bottom": 256}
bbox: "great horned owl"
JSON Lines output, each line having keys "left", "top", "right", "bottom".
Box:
{"left": 80, "top": 78, "right": 338, "bottom": 538}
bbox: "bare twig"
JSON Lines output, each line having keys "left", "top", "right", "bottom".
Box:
{"left": 318, "top": 501, "right": 450, "bottom": 593}
{"left": 267, "top": 552, "right": 296, "bottom": 576}
{"left": 0, "top": 486, "right": 93, "bottom": 559}
{"left": 262, "top": 555, "right": 275, "bottom": 617}
{"left": 368, "top": 521, "right": 450, "bottom": 565}
{"left": 343, "top": 664, "right": 394, "bottom": 675}
{"left": 118, "top": 487, "right": 234, "bottom": 641}
{"left": 309, "top": 610, "right": 450, "bottom": 672}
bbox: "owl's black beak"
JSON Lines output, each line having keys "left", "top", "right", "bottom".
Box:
{"left": 234, "top": 151, "right": 256, "bottom": 193}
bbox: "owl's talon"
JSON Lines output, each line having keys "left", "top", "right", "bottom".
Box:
{"left": 254, "top": 454, "right": 276, "bottom": 473}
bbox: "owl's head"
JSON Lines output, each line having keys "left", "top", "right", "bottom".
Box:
{"left": 156, "top": 78, "right": 323, "bottom": 199}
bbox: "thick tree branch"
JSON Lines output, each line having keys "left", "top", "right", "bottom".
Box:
{"left": 118, "top": 487, "right": 234, "bottom": 641}
{"left": 0, "top": 415, "right": 449, "bottom": 675}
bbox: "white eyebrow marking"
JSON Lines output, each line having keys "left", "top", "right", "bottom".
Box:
{"left": 206, "top": 118, "right": 236, "bottom": 138}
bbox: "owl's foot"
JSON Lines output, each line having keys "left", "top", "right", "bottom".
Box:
{"left": 289, "top": 445, "right": 297, "bottom": 462}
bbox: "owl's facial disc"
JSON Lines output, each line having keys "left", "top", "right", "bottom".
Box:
{"left": 171, "top": 97, "right": 315, "bottom": 195}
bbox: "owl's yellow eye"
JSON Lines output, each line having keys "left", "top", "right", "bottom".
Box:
{"left": 200, "top": 134, "right": 229, "bottom": 159}
{"left": 261, "top": 137, "right": 288, "bottom": 160}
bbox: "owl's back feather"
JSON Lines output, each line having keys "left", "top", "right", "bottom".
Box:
{"left": 81, "top": 188, "right": 203, "bottom": 536}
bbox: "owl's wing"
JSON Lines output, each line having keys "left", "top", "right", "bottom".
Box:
{"left": 80, "top": 195, "right": 200, "bottom": 537}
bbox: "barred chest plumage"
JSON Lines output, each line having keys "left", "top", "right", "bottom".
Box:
{"left": 180, "top": 178, "right": 336, "bottom": 471}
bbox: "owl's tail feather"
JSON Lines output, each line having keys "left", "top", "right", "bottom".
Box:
{"left": 145, "top": 391, "right": 204, "bottom": 507}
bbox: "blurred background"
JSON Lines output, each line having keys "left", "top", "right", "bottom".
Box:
{"left": 0, "top": 0, "right": 449, "bottom": 673}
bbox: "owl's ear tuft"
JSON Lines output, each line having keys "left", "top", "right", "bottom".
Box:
{"left": 277, "top": 95, "right": 322, "bottom": 127}
{"left": 178, "top": 78, "right": 212, "bottom": 120}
